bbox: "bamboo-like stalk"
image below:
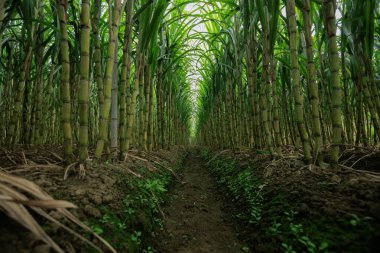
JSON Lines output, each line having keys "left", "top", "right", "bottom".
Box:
{"left": 78, "top": 0, "right": 91, "bottom": 163}
{"left": 33, "top": 3, "right": 45, "bottom": 145}
{"left": 246, "top": 24, "right": 255, "bottom": 148}
{"left": 56, "top": 0, "right": 73, "bottom": 161}
{"left": 1, "top": 43, "right": 13, "bottom": 144}
{"left": 92, "top": 0, "right": 104, "bottom": 108}
{"left": 144, "top": 63, "right": 151, "bottom": 151}
{"left": 148, "top": 77, "right": 154, "bottom": 151}
{"left": 119, "top": 0, "right": 135, "bottom": 158}
{"left": 44, "top": 53, "right": 56, "bottom": 142}
{"left": 110, "top": 38, "right": 119, "bottom": 149}
{"left": 125, "top": 31, "right": 143, "bottom": 154}
{"left": 8, "top": 46, "right": 33, "bottom": 145}
{"left": 271, "top": 59, "right": 282, "bottom": 154}
{"left": 95, "top": 0, "right": 122, "bottom": 159}
{"left": 157, "top": 61, "right": 164, "bottom": 149}
{"left": 340, "top": 23, "right": 353, "bottom": 144}
{"left": 302, "top": 0, "right": 323, "bottom": 162}
{"left": 259, "top": 15, "right": 273, "bottom": 153}
{"left": 286, "top": 0, "right": 311, "bottom": 162}
{"left": 323, "top": 0, "right": 343, "bottom": 164}
{"left": 139, "top": 56, "right": 146, "bottom": 150}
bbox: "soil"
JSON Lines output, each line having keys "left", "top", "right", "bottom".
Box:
{"left": 1, "top": 146, "right": 380, "bottom": 253}
{"left": 0, "top": 146, "right": 186, "bottom": 253}
{"left": 205, "top": 147, "right": 380, "bottom": 253}
{"left": 154, "top": 150, "right": 247, "bottom": 253}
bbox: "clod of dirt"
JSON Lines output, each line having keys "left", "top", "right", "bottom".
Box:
{"left": 84, "top": 205, "right": 102, "bottom": 218}
{"left": 101, "top": 175, "right": 117, "bottom": 186}
{"left": 90, "top": 194, "right": 103, "bottom": 205}
{"left": 103, "top": 195, "right": 114, "bottom": 203}
{"left": 73, "top": 188, "right": 86, "bottom": 196}
{"left": 330, "top": 174, "right": 341, "bottom": 183}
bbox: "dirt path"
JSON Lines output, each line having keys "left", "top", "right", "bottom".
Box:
{"left": 154, "top": 151, "right": 247, "bottom": 253}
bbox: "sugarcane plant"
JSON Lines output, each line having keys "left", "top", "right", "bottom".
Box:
{"left": 195, "top": 0, "right": 380, "bottom": 165}
{"left": 0, "top": 0, "right": 379, "bottom": 167}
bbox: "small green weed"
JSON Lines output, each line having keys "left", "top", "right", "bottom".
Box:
{"left": 269, "top": 220, "right": 282, "bottom": 236}
{"left": 242, "top": 246, "right": 250, "bottom": 252}
{"left": 87, "top": 165, "right": 178, "bottom": 252}
{"left": 90, "top": 224, "right": 104, "bottom": 235}
{"left": 143, "top": 246, "right": 155, "bottom": 253}
{"left": 348, "top": 214, "right": 373, "bottom": 227}
{"left": 130, "top": 231, "right": 142, "bottom": 245}
{"left": 280, "top": 210, "right": 331, "bottom": 253}
{"left": 208, "top": 156, "right": 263, "bottom": 224}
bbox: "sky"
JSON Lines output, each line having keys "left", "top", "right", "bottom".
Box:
{"left": 183, "top": 2, "right": 209, "bottom": 132}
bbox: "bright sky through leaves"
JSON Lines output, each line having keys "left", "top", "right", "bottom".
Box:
{"left": 182, "top": 2, "right": 210, "bottom": 134}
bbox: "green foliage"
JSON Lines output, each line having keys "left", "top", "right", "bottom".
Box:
{"left": 200, "top": 148, "right": 212, "bottom": 160}
{"left": 203, "top": 150, "right": 378, "bottom": 253}
{"left": 90, "top": 224, "right": 104, "bottom": 235}
{"left": 265, "top": 201, "right": 377, "bottom": 253}
{"left": 86, "top": 154, "right": 187, "bottom": 252}
{"left": 279, "top": 211, "right": 331, "bottom": 253}
{"left": 269, "top": 220, "right": 282, "bottom": 236}
{"left": 242, "top": 246, "right": 250, "bottom": 252}
{"left": 348, "top": 214, "right": 373, "bottom": 227}
{"left": 203, "top": 151, "right": 263, "bottom": 224}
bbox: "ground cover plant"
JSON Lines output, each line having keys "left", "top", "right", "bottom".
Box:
{"left": 202, "top": 148, "right": 380, "bottom": 253}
